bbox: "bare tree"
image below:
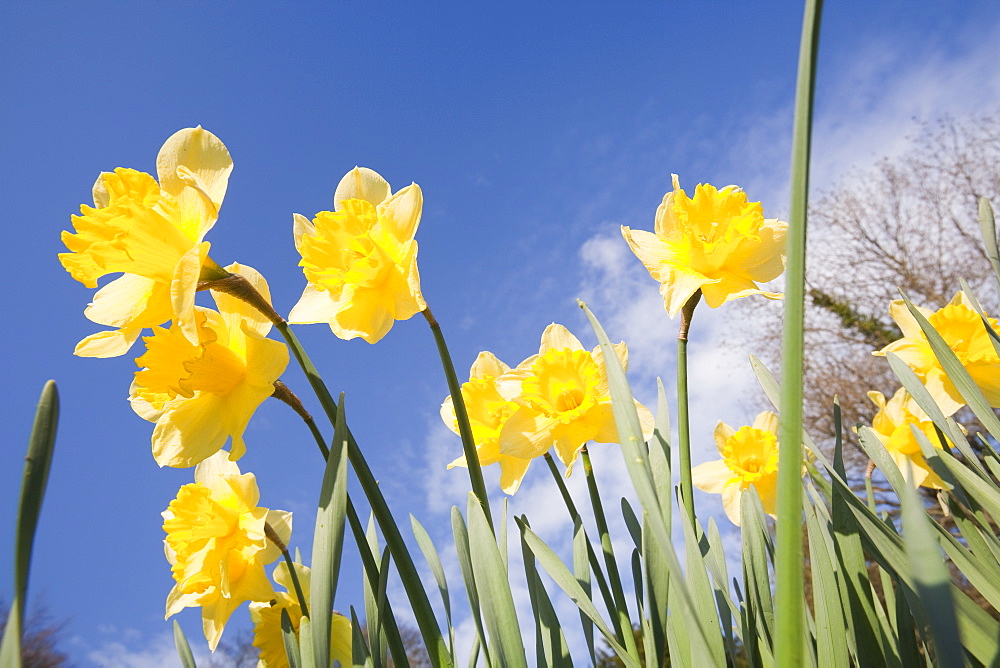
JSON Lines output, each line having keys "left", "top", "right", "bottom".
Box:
{"left": 0, "top": 600, "right": 67, "bottom": 668}
{"left": 741, "top": 112, "right": 1000, "bottom": 471}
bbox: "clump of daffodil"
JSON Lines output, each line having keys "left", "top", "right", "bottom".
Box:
{"left": 875, "top": 291, "right": 1000, "bottom": 416}
{"left": 441, "top": 351, "right": 533, "bottom": 494}
{"left": 131, "top": 263, "right": 289, "bottom": 468}
{"left": 621, "top": 174, "right": 787, "bottom": 317}
{"left": 497, "top": 323, "right": 654, "bottom": 476}
{"left": 867, "top": 388, "right": 951, "bottom": 489}
{"left": 163, "top": 451, "right": 292, "bottom": 651}
{"left": 249, "top": 561, "right": 352, "bottom": 668}
{"left": 692, "top": 411, "right": 800, "bottom": 526}
{"left": 288, "top": 166, "right": 426, "bottom": 343}
{"left": 59, "top": 127, "right": 234, "bottom": 357}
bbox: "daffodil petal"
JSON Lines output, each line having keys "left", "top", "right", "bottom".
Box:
{"left": 288, "top": 284, "right": 339, "bottom": 324}
{"left": 499, "top": 408, "right": 558, "bottom": 460}
{"left": 498, "top": 455, "right": 532, "bottom": 495}
{"left": 75, "top": 327, "right": 144, "bottom": 358}
{"left": 334, "top": 166, "right": 390, "bottom": 210}
{"left": 378, "top": 182, "right": 423, "bottom": 243}
{"left": 691, "top": 460, "right": 732, "bottom": 494}
{"left": 540, "top": 323, "right": 584, "bottom": 353}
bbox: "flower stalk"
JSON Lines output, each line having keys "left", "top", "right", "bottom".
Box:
{"left": 265, "top": 522, "right": 310, "bottom": 620}
{"left": 423, "top": 306, "right": 493, "bottom": 531}
{"left": 677, "top": 290, "right": 701, "bottom": 524}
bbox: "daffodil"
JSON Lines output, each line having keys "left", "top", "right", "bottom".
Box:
{"left": 621, "top": 175, "right": 787, "bottom": 317}
{"left": 163, "top": 451, "right": 292, "bottom": 651}
{"left": 131, "top": 263, "right": 289, "bottom": 468}
{"left": 875, "top": 291, "right": 1000, "bottom": 416}
{"left": 288, "top": 167, "right": 426, "bottom": 344}
{"left": 60, "top": 127, "right": 233, "bottom": 357}
{"left": 249, "top": 561, "right": 352, "bottom": 668}
{"left": 867, "top": 388, "right": 950, "bottom": 489}
{"left": 497, "top": 324, "right": 654, "bottom": 475}
{"left": 442, "top": 351, "right": 533, "bottom": 494}
{"left": 692, "top": 411, "right": 798, "bottom": 526}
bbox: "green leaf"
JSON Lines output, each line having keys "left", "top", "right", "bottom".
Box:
{"left": 310, "top": 397, "right": 350, "bottom": 668}
{"left": 680, "top": 512, "right": 726, "bottom": 666}
{"left": 451, "top": 506, "right": 491, "bottom": 668}
{"left": 282, "top": 608, "right": 301, "bottom": 668}
{"left": 518, "top": 517, "right": 638, "bottom": 668}
{"left": 978, "top": 198, "right": 1000, "bottom": 294}
{"left": 411, "top": 514, "right": 454, "bottom": 654}
{"left": 519, "top": 516, "right": 572, "bottom": 668}
{"left": 805, "top": 503, "right": 849, "bottom": 668}
{"left": 741, "top": 487, "right": 775, "bottom": 658}
{"left": 350, "top": 606, "right": 372, "bottom": 667}
{"left": 580, "top": 301, "right": 716, "bottom": 662}
{"left": 467, "top": 493, "right": 526, "bottom": 667}
{"left": 0, "top": 381, "right": 58, "bottom": 668}
{"left": 572, "top": 519, "right": 597, "bottom": 665}
{"left": 172, "top": 620, "right": 197, "bottom": 668}
{"left": 898, "top": 462, "right": 963, "bottom": 668}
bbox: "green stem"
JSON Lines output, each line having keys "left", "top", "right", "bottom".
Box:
{"left": 265, "top": 523, "right": 309, "bottom": 619}
{"left": 581, "top": 447, "right": 640, "bottom": 661}
{"left": 775, "top": 1, "right": 823, "bottom": 665}
{"left": 676, "top": 291, "right": 700, "bottom": 525}
{"left": 273, "top": 321, "right": 452, "bottom": 668}
{"left": 422, "top": 307, "right": 493, "bottom": 531}
{"left": 543, "top": 454, "right": 618, "bottom": 632}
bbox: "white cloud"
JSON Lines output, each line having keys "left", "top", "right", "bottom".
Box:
{"left": 83, "top": 628, "right": 218, "bottom": 668}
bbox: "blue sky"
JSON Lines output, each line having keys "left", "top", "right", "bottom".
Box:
{"left": 2, "top": 2, "right": 999, "bottom": 665}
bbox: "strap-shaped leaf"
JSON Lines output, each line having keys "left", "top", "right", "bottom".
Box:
{"left": 172, "top": 620, "right": 197, "bottom": 668}
{"left": 0, "top": 381, "right": 58, "bottom": 668}
{"left": 519, "top": 517, "right": 571, "bottom": 667}
{"left": 310, "top": 396, "right": 350, "bottom": 667}
{"left": 978, "top": 198, "right": 1000, "bottom": 295}
{"left": 518, "top": 518, "right": 638, "bottom": 668}
{"left": 467, "top": 494, "right": 526, "bottom": 667}
{"left": 451, "top": 506, "right": 491, "bottom": 667}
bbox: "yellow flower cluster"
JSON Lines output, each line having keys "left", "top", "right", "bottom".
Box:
{"left": 442, "top": 323, "right": 655, "bottom": 494}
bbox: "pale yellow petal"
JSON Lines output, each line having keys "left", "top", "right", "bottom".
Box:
{"left": 720, "top": 480, "right": 745, "bottom": 526}
{"left": 194, "top": 450, "right": 243, "bottom": 484}
{"left": 334, "top": 166, "right": 390, "bottom": 210}
{"left": 261, "top": 509, "right": 293, "bottom": 564}
{"left": 469, "top": 351, "right": 510, "bottom": 379}
{"left": 378, "top": 182, "right": 422, "bottom": 243}
{"left": 691, "top": 459, "right": 733, "bottom": 494}
{"left": 724, "top": 220, "right": 788, "bottom": 283}
{"left": 288, "top": 284, "right": 338, "bottom": 324}
{"left": 152, "top": 393, "right": 231, "bottom": 467}
{"left": 157, "top": 127, "right": 232, "bottom": 205}
{"left": 888, "top": 299, "right": 927, "bottom": 340}
{"left": 658, "top": 267, "right": 714, "bottom": 318}
{"left": 700, "top": 275, "right": 772, "bottom": 309}
{"left": 331, "top": 614, "right": 353, "bottom": 667}
{"left": 75, "top": 328, "right": 143, "bottom": 358}
{"left": 498, "top": 455, "right": 533, "bottom": 495}
{"left": 213, "top": 263, "right": 275, "bottom": 343}
{"left": 498, "top": 407, "right": 558, "bottom": 460}
{"left": 539, "top": 323, "right": 584, "bottom": 353}
{"left": 713, "top": 421, "right": 736, "bottom": 454}
{"left": 330, "top": 283, "right": 396, "bottom": 344}
{"left": 292, "top": 212, "right": 315, "bottom": 254}
{"left": 171, "top": 242, "right": 209, "bottom": 345}
{"left": 92, "top": 172, "right": 111, "bottom": 208}
{"left": 751, "top": 411, "right": 779, "bottom": 434}
{"left": 83, "top": 273, "right": 170, "bottom": 328}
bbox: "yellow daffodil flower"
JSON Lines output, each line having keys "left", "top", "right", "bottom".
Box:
{"left": 875, "top": 291, "right": 1000, "bottom": 416}
{"left": 131, "top": 263, "right": 289, "bottom": 468}
{"left": 249, "top": 561, "right": 352, "bottom": 668}
{"left": 621, "top": 175, "right": 787, "bottom": 317}
{"left": 163, "top": 451, "right": 292, "bottom": 651}
{"left": 288, "top": 166, "right": 426, "bottom": 343}
{"left": 497, "top": 324, "right": 654, "bottom": 476}
{"left": 867, "top": 388, "right": 950, "bottom": 489}
{"left": 442, "top": 351, "right": 533, "bottom": 495}
{"left": 692, "top": 411, "right": 797, "bottom": 526}
{"left": 60, "top": 127, "right": 233, "bottom": 357}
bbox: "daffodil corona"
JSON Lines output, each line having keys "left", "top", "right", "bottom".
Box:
{"left": 249, "top": 562, "right": 352, "bottom": 668}
{"left": 131, "top": 263, "right": 289, "bottom": 468}
{"left": 875, "top": 291, "right": 1000, "bottom": 416}
{"left": 442, "top": 351, "right": 532, "bottom": 494}
{"left": 621, "top": 175, "right": 787, "bottom": 317}
{"left": 497, "top": 324, "right": 654, "bottom": 476}
{"left": 288, "top": 167, "right": 426, "bottom": 343}
{"left": 162, "top": 452, "right": 292, "bottom": 651}
{"left": 59, "top": 127, "right": 233, "bottom": 357}
{"left": 692, "top": 412, "right": 793, "bottom": 526}
{"left": 867, "top": 388, "right": 950, "bottom": 489}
